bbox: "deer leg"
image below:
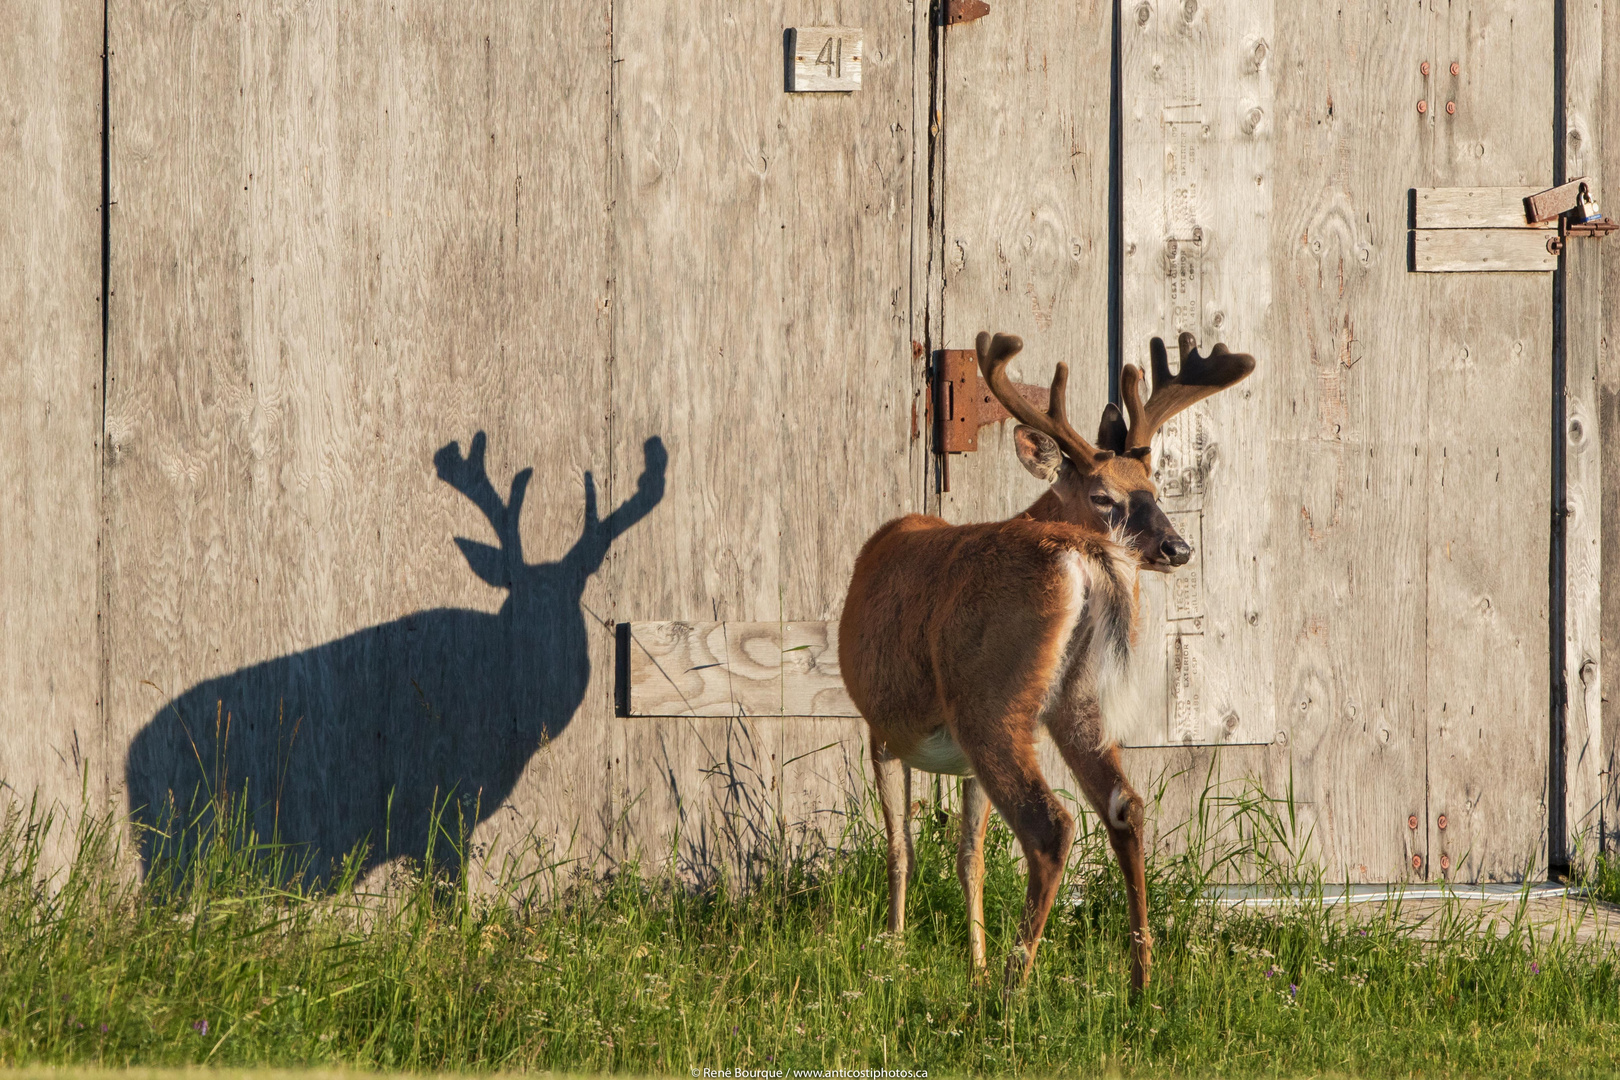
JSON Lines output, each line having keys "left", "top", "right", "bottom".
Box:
{"left": 1048, "top": 708, "right": 1153, "bottom": 991}
{"left": 871, "top": 739, "right": 912, "bottom": 934}
{"left": 956, "top": 730, "right": 1074, "bottom": 986}
{"left": 957, "top": 776, "right": 992, "bottom": 972}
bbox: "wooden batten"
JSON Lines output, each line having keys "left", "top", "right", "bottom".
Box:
{"left": 623, "top": 622, "right": 857, "bottom": 718}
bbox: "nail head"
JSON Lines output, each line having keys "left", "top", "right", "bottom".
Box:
{"left": 1412, "top": 854, "right": 1423, "bottom": 871}
{"left": 1437, "top": 814, "right": 1448, "bottom": 830}
{"left": 1408, "top": 814, "right": 1419, "bottom": 830}
{"left": 1417, "top": 100, "right": 1428, "bottom": 114}
{"left": 1420, "top": 61, "right": 1430, "bottom": 76}
{"left": 1446, "top": 101, "right": 1456, "bottom": 115}
{"left": 1440, "top": 854, "right": 1451, "bottom": 871}
{"left": 1450, "top": 62, "right": 1460, "bottom": 76}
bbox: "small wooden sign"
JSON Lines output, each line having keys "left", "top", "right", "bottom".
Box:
{"left": 787, "top": 27, "right": 862, "bottom": 92}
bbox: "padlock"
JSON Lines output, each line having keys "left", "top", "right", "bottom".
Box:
{"left": 1575, "top": 184, "right": 1601, "bottom": 224}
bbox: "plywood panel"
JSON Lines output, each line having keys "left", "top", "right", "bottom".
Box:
{"left": 1121, "top": 0, "right": 1275, "bottom": 749}
{"left": 1265, "top": 1, "right": 1433, "bottom": 881}
{"left": 109, "top": 0, "right": 615, "bottom": 879}
{"left": 0, "top": 0, "right": 102, "bottom": 831}
{"left": 936, "top": 0, "right": 1112, "bottom": 523}
{"left": 608, "top": 0, "right": 916, "bottom": 877}
{"left": 1599, "top": 0, "right": 1620, "bottom": 861}
{"left": 1562, "top": 0, "right": 1605, "bottom": 862}
{"left": 1424, "top": 0, "right": 1553, "bottom": 882}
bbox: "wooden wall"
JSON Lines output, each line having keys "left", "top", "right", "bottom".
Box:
{"left": 5, "top": 0, "right": 1618, "bottom": 887}
{"left": 0, "top": 0, "right": 103, "bottom": 849}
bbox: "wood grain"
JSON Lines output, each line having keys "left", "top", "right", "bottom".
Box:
{"left": 1562, "top": 0, "right": 1604, "bottom": 861}
{"left": 1264, "top": 0, "right": 1432, "bottom": 881}
{"left": 935, "top": 0, "right": 1112, "bottom": 523}
{"left": 107, "top": 0, "right": 616, "bottom": 876}
{"left": 1424, "top": 0, "right": 1553, "bottom": 882}
{"left": 0, "top": 0, "right": 102, "bottom": 833}
{"left": 1413, "top": 187, "right": 1547, "bottom": 229}
{"left": 1121, "top": 0, "right": 1275, "bottom": 750}
{"left": 1412, "top": 229, "right": 1558, "bottom": 273}
{"left": 1601, "top": 0, "right": 1620, "bottom": 863}
{"left": 624, "top": 621, "right": 855, "bottom": 717}
{"left": 608, "top": 0, "right": 915, "bottom": 879}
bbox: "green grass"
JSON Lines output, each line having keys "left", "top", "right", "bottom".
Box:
{"left": 4, "top": 776, "right": 1620, "bottom": 1078}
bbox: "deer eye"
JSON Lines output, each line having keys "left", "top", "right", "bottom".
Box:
{"left": 1090, "top": 494, "right": 1118, "bottom": 512}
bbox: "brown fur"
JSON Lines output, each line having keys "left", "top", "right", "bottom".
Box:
{"left": 837, "top": 331, "right": 1254, "bottom": 992}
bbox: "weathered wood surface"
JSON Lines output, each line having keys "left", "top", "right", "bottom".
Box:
{"left": 934, "top": 0, "right": 1112, "bottom": 521}
{"left": 1411, "top": 228, "right": 1558, "bottom": 273}
{"left": 1413, "top": 187, "right": 1548, "bottom": 229}
{"left": 1264, "top": 0, "right": 1432, "bottom": 882}
{"left": 608, "top": 0, "right": 915, "bottom": 877}
{"left": 1563, "top": 0, "right": 1605, "bottom": 861}
{"left": 1601, "top": 0, "right": 1620, "bottom": 863}
{"left": 107, "top": 0, "right": 618, "bottom": 878}
{"left": 0, "top": 0, "right": 102, "bottom": 830}
{"left": 1121, "top": 0, "right": 1275, "bottom": 749}
{"left": 1423, "top": 0, "right": 1554, "bottom": 882}
{"left": 624, "top": 621, "right": 856, "bottom": 717}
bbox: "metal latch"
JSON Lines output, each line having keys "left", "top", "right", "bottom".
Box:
{"left": 929, "top": 349, "right": 1046, "bottom": 454}
{"left": 944, "top": 0, "right": 990, "bottom": 25}
{"left": 1526, "top": 176, "right": 1618, "bottom": 254}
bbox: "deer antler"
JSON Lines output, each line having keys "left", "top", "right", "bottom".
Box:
{"left": 1121, "top": 332, "right": 1255, "bottom": 456}
{"left": 976, "top": 331, "right": 1111, "bottom": 470}
{"left": 434, "top": 431, "right": 532, "bottom": 563}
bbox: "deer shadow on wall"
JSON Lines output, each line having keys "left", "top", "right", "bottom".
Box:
{"left": 125, "top": 432, "right": 667, "bottom": 881}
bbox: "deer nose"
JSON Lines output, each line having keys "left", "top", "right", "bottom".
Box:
{"left": 1160, "top": 536, "right": 1192, "bottom": 566}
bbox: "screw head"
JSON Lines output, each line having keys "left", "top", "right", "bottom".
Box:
{"left": 1408, "top": 814, "right": 1419, "bottom": 830}
{"left": 1412, "top": 854, "right": 1423, "bottom": 871}
{"left": 1440, "top": 854, "right": 1451, "bottom": 872}
{"left": 1437, "top": 814, "right": 1448, "bottom": 830}
{"left": 1446, "top": 101, "right": 1456, "bottom": 115}
{"left": 1421, "top": 61, "right": 1431, "bottom": 76}
{"left": 1450, "top": 62, "right": 1460, "bottom": 76}
{"left": 1417, "top": 99, "right": 1428, "bottom": 114}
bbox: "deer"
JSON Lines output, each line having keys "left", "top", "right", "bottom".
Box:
{"left": 838, "top": 330, "right": 1253, "bottom": 990}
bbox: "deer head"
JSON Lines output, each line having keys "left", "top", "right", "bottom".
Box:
{"left": 978, "top": 330, "right": 1253, "bottom": 572}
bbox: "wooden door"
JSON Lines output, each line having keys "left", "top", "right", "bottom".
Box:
{"left": 938, "top": 0, "right": 1578, "bottom": 883}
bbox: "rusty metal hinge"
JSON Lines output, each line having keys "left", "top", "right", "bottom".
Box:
{"left": 944, "top": 0, "right": 990, "bottom": 26}
{"left": 928, "top": 349, "right": 1046, "bottom": 454}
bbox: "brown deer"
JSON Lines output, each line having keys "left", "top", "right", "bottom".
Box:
{"left": 838, "top": 331, "right": 1253, "bottom": 990}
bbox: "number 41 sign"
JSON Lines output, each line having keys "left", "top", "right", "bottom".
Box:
{"left": 787, "top": 27, "right": 862, "bottom": 92}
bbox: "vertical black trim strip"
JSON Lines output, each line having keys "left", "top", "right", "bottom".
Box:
{"left": 1549, "top": 0, "right": 1570, "bottom": 879}
{"left": 1107, "top": 0, "right": 1123, "bottom": 405}
{"left": 98, "top": 0, "right": 111, "bottom": 799}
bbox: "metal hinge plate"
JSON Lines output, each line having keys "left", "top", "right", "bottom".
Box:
{"left": 944, "top": 0, "right": 990, "bottom": 26}
{"left": 929, "top": 349, "right": 1046, "bottom": 454}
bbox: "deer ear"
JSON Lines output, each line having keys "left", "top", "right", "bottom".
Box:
{"left": 1013, "top": 426, "right": 1063, "bottom": 483}
{"left": 454, "top": 537, "right": 510, "bottom": 589}
{"left": 1096, "top": 402, "right": 1127, "bottom": 453}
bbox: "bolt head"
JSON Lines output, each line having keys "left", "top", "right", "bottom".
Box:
{"left": 1408, "top": 814, "right": 1419, "bottom": 830}
{"left": 1446, "top": 101, "right": 1456, "bottom": 115}
{"left": 1417, "top": 99, "right": 1428, "bottom": 114}
{"left": 1420, "top": 61, "right": 1430, "bottom": 76}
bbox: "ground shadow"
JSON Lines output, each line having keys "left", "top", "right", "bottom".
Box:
{"left": 125, "top": 431, "right": 666, "bottom": 881}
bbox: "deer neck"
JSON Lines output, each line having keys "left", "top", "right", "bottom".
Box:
{"left": 1016, "top": 489, "right": 1067, "bottom": 524}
